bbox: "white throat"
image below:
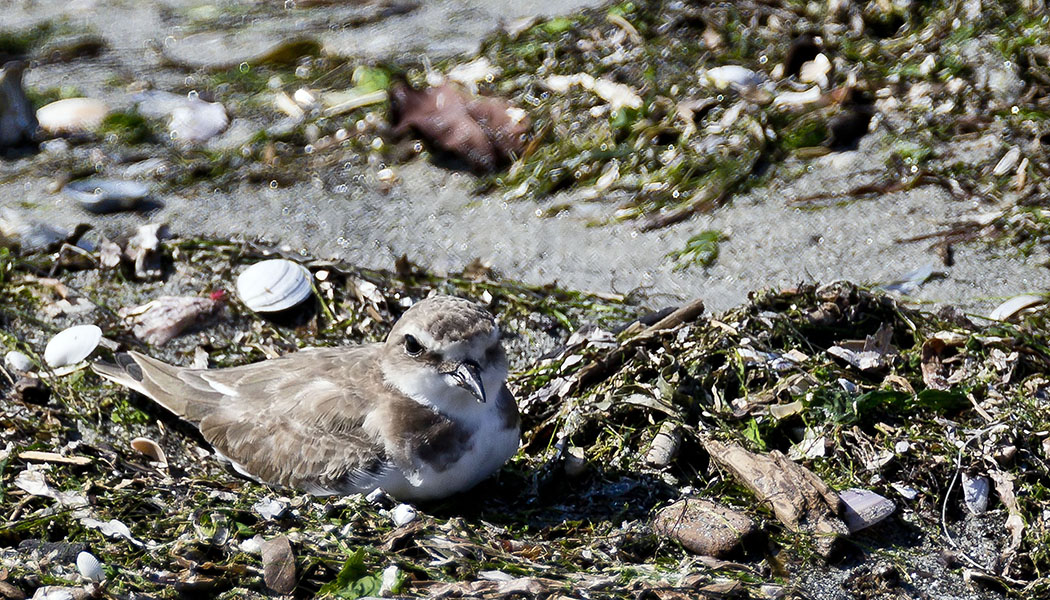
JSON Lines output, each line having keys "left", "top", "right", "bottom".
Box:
{"left": 384, "top": 363, "right": 506, "bottom": 428}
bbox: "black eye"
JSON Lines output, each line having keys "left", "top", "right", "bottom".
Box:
{"left": 403, "top": 334, "right": 424, "bottom": 357}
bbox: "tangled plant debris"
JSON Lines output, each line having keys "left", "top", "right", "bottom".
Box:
{"left": 1, "top": 231, "right": 1050, "bottom": 598}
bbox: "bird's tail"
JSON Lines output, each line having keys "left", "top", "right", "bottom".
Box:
{"left": 93, "top": 351, "right": 219, "bottom": 423}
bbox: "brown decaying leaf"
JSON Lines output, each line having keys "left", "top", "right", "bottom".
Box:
{"left": 703, "top": 439, "right": 848, "bottom": 558}
{"left": 119, "top": 295, "right": 221, "bottom": 346}
{"left": 389, "top": 81, "right": 528, "bottom": 173}
{"left": 260, "top": 535, "right": 296, "bottom": 595}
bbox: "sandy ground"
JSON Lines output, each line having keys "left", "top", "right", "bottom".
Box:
{"left": 4, "top": 0, "right": 1048, "bottom": 318}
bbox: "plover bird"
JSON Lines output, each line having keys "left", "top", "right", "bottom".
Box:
{"left": 93, "top": 295, "right": 520, "bottom": 500}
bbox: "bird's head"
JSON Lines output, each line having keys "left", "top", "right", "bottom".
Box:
{"left": 380, "top": 296, "right": 508, "bottom": 407}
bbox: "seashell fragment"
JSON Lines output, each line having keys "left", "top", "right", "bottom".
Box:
{"left": 704, "top": 65, "right": 764, "bottom": 90}
{"left": 125, "top": 223, "right": 169, "bottom": 280}
{"left": 773, "top": 86, "right": 823, "bottom": 108}
{"left": 5, "top": 350, "right": 33, "bottom": 373}
{"left": 76, "top": 551, "right": 105, "bottom": 582}
{"left": 992, "top": 147, "right": 1021, "bottom": 177}
{"left": 36, "top": 98, "right": 109, "bottom": 134}
{"left": 839, "top": 488, "right": 895, "bottom": 532}
{"left": 799, "top": 53, "right": 832, "bottom": 88}
{"left": 130, "top": 437, "right": 168, "bottom": 466}
{"left": 962, "top": 473, "right": 990, "bottom": 514}
{"left": 988, "top": 293, "right": 1043, "bottom": 321}
{"left": 119, "top": 295, "right": 221, "bottom": 345}
{"left": 0, "top": 61, "right": 38, "bottom": 148}
{"left": 63, "top": 178, "right": 151, "bottom": 214}
{"left": 391, "top": 503, "right": 417, "bottom": 526}
{"left": 169, "top": 98, "right": 228, "bottom": 143}
{"left": 236, "top": 259, "right": 313, "bottom": 313}
{"left": 44, "top": 324, "right": 102, "bottom": 368}
{"left": 646, "top": 422, "right": 682, "bottom": 467}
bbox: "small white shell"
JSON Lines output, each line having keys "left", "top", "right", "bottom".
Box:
{"left": 988, "top": 294, "right": 1044, "bottom": 321}
{"left": 36, "top": 98, "right": 109, "bottom": 134}
{"left": 130, "top": 437, "right": 168, "bottom": 466}
{"left": 63, "top": 178, "right": 150, "bottom": 214}
{"left": 169, "top": 98, "right": 228, "bottom": 143}
{"left": 840, "top": 488, "right": 895, "bottom": 532}
{"left": 391, "top": 503, "right": 417, "bottom": 526}
{"left": 4, "top": 350, "right": 33, "bottom": 372}
{"left": 44, "top": 325, "right": 102, "bottom": 367}
{"left": 962, "top": 473, "right": 990, "bottom": 515}
{"left": 76, "top": 550, "right": 105, "bottom": 582}
{"left": 236, "top": 259, "right": 312, "bottom": 313}
{"left": 704, "top": 65, "right": 763, "bottom": 90}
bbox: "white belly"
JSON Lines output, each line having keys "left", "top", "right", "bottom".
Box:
{"left": 381, "top": 420, "right": 520, "bottom": 501}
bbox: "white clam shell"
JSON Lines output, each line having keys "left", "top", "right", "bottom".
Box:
{"left": 63, "top": 178, "right": 150, "bottom": 214}
{"left": 704, "top": 65, "right": 763, "bottom": 90}
{"left": 130, "top": 437, "right": 168, "bottom": 466}
{"left": 840, "top": 488, "right": 895, "bottom": 532}
{"left": 44, "top": 325, "right": 102, "bottom": 367}
{"left": 236, "top": 259, "right": 312, "bottom": 312}
{"left": 76, "top": 550, "right": 105, "bottom": 582}
{"left": 391, "top": 503, "right": 417, "bottom": 526}
{"left": 4, "top": 350, "right": 33, "bottom": 372}
{"left": 36, "top": 98, "right": 109, "bottom": 134}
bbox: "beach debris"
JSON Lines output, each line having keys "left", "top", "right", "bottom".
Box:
{"left": 63, "top": 178, "right": 151, "bottom": 214}
{"left": 380, "top": 565, "right": 403, "bottom": 596}
{"left": 772, "top": 86, "right": 823, "bottom": 108}
{"left": 0, "top": 208, "right": 71, "bottom": 251}
{"left": 124, "top": 223, "right": 168, "bottom": 279}
{"left": 81, "top": 517, "right": 144, "bottom": 546}
{"left": 162, "top": 32, "right": 320, "bottom": 71}
{"left": 703, "top": 65, "right": 764, "bottom": 90}
{"left": 129, "top": 437, "right": 168, "bottom": 467}
{"left": 799, "top": 53, "right": 833, "bottom": 88}
{"left": 391, "top": 503, "right": 418, "bottom": 526}
{"left": 261, "top": 535, "right": 297, "bottom": 595}
{"left": 390, "top": 81, "right": 529, "bottom": 172}
{"left": 119, "top": 294, "right": 222, "bottom": 345}
{"left": 36, "top": 98, "right": 109, "bottom": 134}
{"left": 703, "top": 439, "right": 848, "bottom": 556}
{"left": 992, "top": 147, "right": 1021, "bottom": 177}
{"left": 75, "top": 551, "right": 105, "bottom": 583}
{"left": 133, "top": 91, "right": 228, "bottom": 143}
{"left": 839, "top": 488, "right": 895, "bottom": 532}
{"left": 826, "top": 322, "right": 896, "bottom": 373}
{"left": 253, "top": 498, "right": 288, "bottom": 521}
{"left": 988, "top": 294, "right": 1044, "bottom": 321}
{"left": 645, "top": 421, "right": 682, "bottom": 467}
{"left": 0, "top": 61, "right": 38, "bottom": 148}
{"left": 5, "top": 350, "right": 33, "bottom": 373}
{"left": 653, "top": 498, "right": 758, "bottom": 557}
{"left": 236, "top": 259, "right": 313, "bottom": 313}
{"left": 962, "top": 473, "right": 990, "bottom": 514}
{"left": 543, "top": 72, "right": 643, "bottom": 111}
{"left": 43, "top": 324, "right": 102, "bottom": 368}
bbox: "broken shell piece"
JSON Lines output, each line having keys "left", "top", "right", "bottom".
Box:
{"left": 125, "top": 223, "right": 169, "bottom": 280}
{"left": 76, "top": 551, "right": 105, "bottom": 582}
{"left": 44, "top": 324, "right": 102, "bottom": 368}
{"left": 799, "top": 53, "right": 832, "bottom": 88}
{"left": 773, "top": 86, "right": 823, "bottom": 108}
{"left": 63, "top": 178, "right": 151, "bottom": 214}
{"left": 992, "top": 147, "right": 1021, "bottom": 177}
{"left": 0, "top": 61, "right": 38, "bottom": 148}
{"left": 169, "top": 98, "right": 228, "bottom": 143}
{"left": 840, "top": 488, "right": 895, "bottom": 532}
{"left": 36, "top": 98, "right": 109, "bottom": 134}
{"left": 119, "top": 295, "right": 221, "bottom": 345}
{"left": 704, "top": 65, "right": 764, "bottom": 90}
{"left": 646, "top": 422, "right": 682, "bottom": 467}
{"left": 5, "top": 350, "right": 33, "bottom": 373}
{"left": 391, "top": 503, "right": 417, "bottom": 526}
{"left": 962, "top": 473, "right": 990, "bottom": 515}
{"left": 130, "top": 437, "right": 168, "bottom": 466}
{"left": 988, "top": 294, "right": 1044, "bottom": 321}
{"left": 236, "top": 259, "right": 313, "bottom": 313}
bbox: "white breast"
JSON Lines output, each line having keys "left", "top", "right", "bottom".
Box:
{"left": 380, "top": 403, "right": 520, "bottom": 501}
